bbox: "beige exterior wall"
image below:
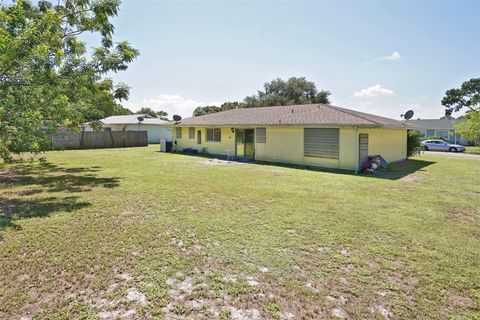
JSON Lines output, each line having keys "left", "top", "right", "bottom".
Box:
{"left": 358, "top": 128, "right": 407, "bottom": 163}
{"left": 173, "top": 127, "right": 235, "bottom": 155}
{"left": 255, "top": 126, "right": 358, "bottom": 170}
{"left": 173, "top": 125, "right": 407, "bottom": 171}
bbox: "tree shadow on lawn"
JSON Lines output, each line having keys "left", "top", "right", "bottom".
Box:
{"left": 0, "top": 162, "right": 120, "bottom": 233}
{"left": 0, "top": 163, "right": 119, "bottom": 193}
{"left": 169, "top": 152, "right": 436, "bottom": 181}
{"left": 0, "top": 196, "right": 90, "bottom": 232}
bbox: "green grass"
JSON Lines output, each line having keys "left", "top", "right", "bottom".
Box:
{"left": 1, "top": 146, "right": 479, "bottom": 319}
{"left": 465, "top": 146, "right": 480, "bottom": 155}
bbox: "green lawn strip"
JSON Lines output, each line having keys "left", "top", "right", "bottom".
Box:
{"left": 0, "top": 146, "right": 479, "bottom": 319}
{"left": 465, "top": 146, "right": 480, "bottom": 155}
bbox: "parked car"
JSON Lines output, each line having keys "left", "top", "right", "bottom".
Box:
{"left": 421, "top": 140, "right": 466, "bottom": 152}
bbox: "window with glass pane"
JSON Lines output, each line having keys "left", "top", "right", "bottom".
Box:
{"left": 176, "top": 127, "right": 182, "bottom": 138}
{"left": 189, "top": 127, "right": 195, "bottom": 139}
{"left": 436, "top": 130, "right": 449, "bottom": 140}
{"left": 206, "top": 128, "right": 221, "bottom": 142}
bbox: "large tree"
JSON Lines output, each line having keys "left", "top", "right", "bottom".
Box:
{"left": 442, "top": 78, "right": 480, "bottom": 116}
{"left": 455, "top": 111, "right": 480, "bottom": 144}
{"left": 192, "top": 77, "right": 331, "bottom": 117}
{"left": 136, "top": 107, "right": 169, "bottom": 120}
{"left": 442, "top": 78, "right": 480, "bottom": 145}
{"left": 193, "top": 105, "right": 221, "bottom": 117}
{"left": 0, "top": 0, "right": 139, "bottom": 160}
{"left": 244, "top": 77, "right": 331, "bottom": 108}
{"left": 192, "top": 102, "right": 246, "bottom": 117}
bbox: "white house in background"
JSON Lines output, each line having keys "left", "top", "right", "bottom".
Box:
{"left": 84, "top": 114, "right": 172, "bottom": 144}
{"left": 406, "top": 119, "right": 471, "bottom": 146}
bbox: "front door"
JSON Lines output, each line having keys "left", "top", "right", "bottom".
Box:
{"left": 197, "top": 130, "right": 201, "bottom": 144}
{"left": 236, "top": 129, "right": 254, "bottom": 157}
{"left": 359, "top": 133, "right": 369, "bottom": 168}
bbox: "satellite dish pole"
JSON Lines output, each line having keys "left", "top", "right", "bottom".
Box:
{"left": 137, "top": 116, "right": 144, "bottom": 131}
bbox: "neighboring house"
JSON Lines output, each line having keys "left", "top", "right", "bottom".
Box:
{"left": 168, "top": 104, "right": 407, "bottom": 171}
{"left": 84, "top": 114, "right": 172, "bottom": 144}
{"left": 406, "top": 119, "right": 470, "bottom": 145}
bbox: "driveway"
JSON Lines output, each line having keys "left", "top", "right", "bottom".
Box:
{"left": 423, "top": 151, "right": 480, "bottom": 159}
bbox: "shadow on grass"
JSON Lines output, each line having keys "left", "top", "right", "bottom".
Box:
{"left": 0, "top": 163, "right": 119, "bottom": 193}
{"left": 254, "top": 158, "right": 436, "bottom": 180}
{"left": 0, "top": 162, "right": 120, "bottom": 233}
{"left": 360, "top": 159, "right": 436, "bottom": 180}
{"left": 165, "top": 152, "right": 435, "bottom": 180}
{"left": 0, "top": 196, "right": 90, "bottom": 231}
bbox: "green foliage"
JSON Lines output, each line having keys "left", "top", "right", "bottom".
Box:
{"left": 193, "top": 105, "right": 222, "bottom": 117}
{"left": 171, "top": 305, "right": 186, "bottom": 315}
{"left": 192, "top": 77, "right": 331, "bottom": 116}
{"left": 0, "top": 0, "right": 139, "bottom": 160}
{"left": 112, "top": 105, "right": 134, "bottom": 116}
{"left": 439, "top": 115, "right": 455, "bottom": 120}
{"left": 193, "top": 102, "right": 245, "bottom": 116}
{"left": 455, "top": 111, "right": 480, "bottom": 143}
{"left": 220, "top": 101, "right": 246, "bottom": 111}
{"left": 219, "top": 308, "right": 231, "bottom": 320}
{"left": 442, "top": 78, "right": 480, "bottom": 116}
{"left": 407, "top": 131, "right": 423, "bottom": 157}
{"left": 264, "top": 302, "right": 282, "bottom": 319}
{"left": 156, "top": 110, "right": 169, "bottom": 121}
{"left": 244, "top": 77, "right": 331, "bottom": 108}
{"left": 136, "top": 107, "right": 169, "bottom": 120}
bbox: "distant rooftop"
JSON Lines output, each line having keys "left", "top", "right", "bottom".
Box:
{"left": 406, "top": 119, "right": 460, "bottom": 130}
{"left": 173, "top": 104, "right": 405, "bottom": 128}
{"left": 101, "top": 114, "right": 167, "bottom": 125}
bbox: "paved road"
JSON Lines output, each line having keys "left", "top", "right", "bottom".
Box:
{"left": 423, "top": 151, "right": 480, "bottom": 159}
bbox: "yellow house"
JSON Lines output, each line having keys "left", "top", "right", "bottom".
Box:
{"left": 169, "top": 104, "right": 407, "bottom": 171}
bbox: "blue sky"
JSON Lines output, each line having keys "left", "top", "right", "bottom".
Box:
{"left": 103, "top": 0, "right": 480, "bottom": 119}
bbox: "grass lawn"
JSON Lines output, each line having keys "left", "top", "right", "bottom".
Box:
{"left": 1, "top": 146, "right": 479, "bottom": 319}
{"left": 465, "top": 146, "right": 480, "bottom": 155}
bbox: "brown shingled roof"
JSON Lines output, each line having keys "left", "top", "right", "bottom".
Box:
{"left": 173, "top": 104, "right": 405, "bottom": 128}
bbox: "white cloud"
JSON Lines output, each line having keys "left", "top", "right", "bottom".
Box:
{"left": 376, "top": 51, "right": 401, "bottom": 61}
{"left": 353, "top": 84, "right": 395, "bottom": 97}
{"left": 126, "top": 94, "right": 221, "bottom": 118}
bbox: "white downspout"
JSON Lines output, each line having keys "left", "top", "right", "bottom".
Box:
{"left": 354, "top": 126, "right": 359, "bottom": 174}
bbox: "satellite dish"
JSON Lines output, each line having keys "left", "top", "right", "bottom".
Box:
{"left": 401, "top": 110, "right": 414, "bottom": 120}
{"left": 173, "top": 115, "right": 182, "bottom": 122}
{"left": 137, "top": 116, "right": 144, "bottom": 122}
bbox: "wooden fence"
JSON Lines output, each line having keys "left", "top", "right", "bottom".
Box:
{"left": 50, "top": 130, "right": 148, "bottom": 150}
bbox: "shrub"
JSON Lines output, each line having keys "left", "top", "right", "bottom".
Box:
{"left": 407, "top": 130, "right": 423, "bottom": 157}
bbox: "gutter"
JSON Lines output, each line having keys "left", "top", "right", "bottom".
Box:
{"left": 166, "top": 123, "right": 385, "bottom": 129}
{"left": 354, "top": 126, "right": 359, "bottom": 174}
